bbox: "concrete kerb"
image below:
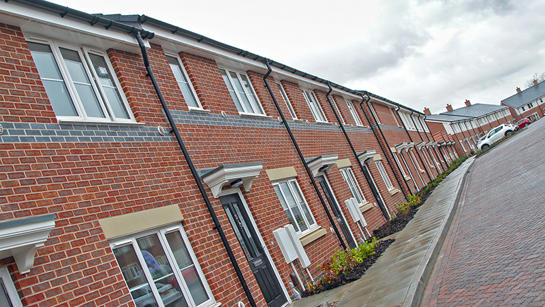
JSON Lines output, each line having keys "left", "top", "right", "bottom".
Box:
{"left": 409, "top": 157, "right": 476, "bottom": 307}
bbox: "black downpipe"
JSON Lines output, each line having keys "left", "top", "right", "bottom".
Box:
{"left": 135, "top": 32, "right": 257, "bottom": 307}
{"left": 408, "top": 112, "right": 436, "bottom": 179}
{"left": 324, "top": 84, "right": 399, "bottom": 219}
{"left": 436, "top": 131, "right": 450, "bottom": 168}
{"left": 262, "top": 61, "right": 347, "bottom": 250}
{"left": 358, "top": 95, "right": 411, "bottom": 198}
{"left": 395, "top": 108, "right": 432, "bottom": 184}
{"left": 438, "top": 131, "right": 452, "bottom": 167}
{"left": 419, "top": 119, "right": 446, "bottom": 174}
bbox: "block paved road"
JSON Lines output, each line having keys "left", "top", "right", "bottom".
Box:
{"left": 421, "top": 118, "right": 545, "bottom": 306}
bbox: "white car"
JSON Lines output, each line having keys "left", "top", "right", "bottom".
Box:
{"left": 477, "top": 124, "right": 515, "bottom": 150}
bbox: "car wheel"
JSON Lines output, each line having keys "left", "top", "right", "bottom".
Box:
{"left": 481, "top": 144, "right": 490, "bottom": 150}
{"left": 505, "top": 130, "right": 513, "bottom": 137}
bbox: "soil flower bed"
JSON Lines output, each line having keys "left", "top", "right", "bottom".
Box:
{"left": 302, "top": 238, "right": 395, "bottom": 297}
{"left": 373, "top": 155, "right": 469, "bottom": 240}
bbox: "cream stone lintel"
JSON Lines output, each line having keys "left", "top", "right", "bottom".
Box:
{"left": 336, "top": 158, "right": 352, "bottom": 169}
{"left": 99, "top": 205, "right": 183, "bottom": 239}
{"left": 372, "top": 154, "right": 382, "bottom": 161}
{"left": 266, "top": 166, "right": 297, "bottom": 182}
{"left": 299, "top": 228, "right": 327, "bottom": 246}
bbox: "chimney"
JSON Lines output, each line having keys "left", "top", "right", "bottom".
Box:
{"left": 464, "top": 99, "right": 471, "bottom": 107}
{"left": 533, "top": 79, "right": 538, "bottom": 86}
{"left": 516, "top": 87, "right": 521, "bottom": 93}
{"left": 446, "top": 104, "right": 453, "bottom": 112}
{"left": 423, "top": 107, "right": 431, "bottom": 115}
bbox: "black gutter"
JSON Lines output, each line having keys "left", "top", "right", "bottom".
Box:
{"left": 358, "top": 94, "right": 411, "bottom": 199}
{"left": 394, "top": 107, "right": 432, "bottom": 184}
{"left": 10, "top": 0, "right": 154, "bottom": 38}
{"left": 324, "top": 84, "right": 402, "bottom": 219}
{"left": 135, "top": 32, "right": 256, "bottom": 307}
{"left": 409, "top": 112, "right": 436, "bottom": 179}
{"left": 262, "top": 61, "right": 347, "bottom": 250}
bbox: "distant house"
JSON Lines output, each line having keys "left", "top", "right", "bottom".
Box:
{"left": 424, "top": 100, "right": 513, "bottom": 155}
{"left": 501, "top": 80, "right": 545, "bottom": 121}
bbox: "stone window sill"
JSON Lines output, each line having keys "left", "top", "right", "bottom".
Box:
{"left": 389, "top": 188, "right": 401, "bottom": 196}
{"left": 299, "top": 227, "right": 327, "bottom": 246}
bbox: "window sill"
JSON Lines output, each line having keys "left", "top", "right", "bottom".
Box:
{"left": 404, "top": 176, "right": 412, "bottom": 181}
{"left": 419, "top": 169, "right": 425, "bottom": 173}
{"left": 239, "top": 112, "right": 271, "bottom": 119}
{"left": 299, "top": 227, "right": 327, "bottom": 246}
{"left": 359, "top": 202, "right": 374, "bottom": 213}
{"left": 57, "top": 119, "right": 145, "bottom": 127}
{"left": 188, "top": 107, "right": 210, "bottom": 114}
{"left": 389, "top": 188, "right": 401, "bottom": 196}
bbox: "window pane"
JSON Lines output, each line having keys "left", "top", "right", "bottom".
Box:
{"left": 165, "top": 231, "right": 209, "bottom": 305}
{"left": 289, "top": 181, "right": 314, "bottom": 226}
{"left": 88, "top": 53, "right": 130, "bottom": 119}
{"left": 240, "top": 74, "right": 263, "bottom": 114}
{"left": 274, "top": 186, "right": 297, "bottom": 230}
{"left": 220, "top": 69, "right": 243, "bottom": 112}
{"left": 28, "top": 42, "right": 78, "bottom": 117}
{"left": 137, "top": 234, "right": 188, "bottom": 307}
{"left": 113, "top": 245, "right": 158, "bottom": 307}
{"left": 60, "top": 48, "right": 105, "bottom": 118}
{"left": 230, "top": 72, "right": 252, "bottom": 113}
{"left": 277, "top": 83, "right": 296, "bottom": 119}
{"left": 167, "top": 57, "right": 199, "bottom": 109}
{"left": 280, "top": 182, "right": 307, "bottom": 232}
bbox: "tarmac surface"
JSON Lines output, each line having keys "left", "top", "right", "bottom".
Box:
{"left": 421, "top": 118, "right": 545, "bottom": 306}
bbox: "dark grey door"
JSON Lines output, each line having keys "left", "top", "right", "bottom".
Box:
{"left": 317, "top": 175, "right": 357, "bottom": 249}
{"left": 220, "top": 194, "right": 286, "bottom": 307}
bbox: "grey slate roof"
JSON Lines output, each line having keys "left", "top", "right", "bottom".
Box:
{"left": 501, "top": 80, "right": 545, "bottom": 108}
{"left": 426, "top": 103, "right": 507, "bottom": 122}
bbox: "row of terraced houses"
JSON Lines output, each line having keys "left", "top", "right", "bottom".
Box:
{"left": 0, "top": 1, "right": 500, "bottom": 306}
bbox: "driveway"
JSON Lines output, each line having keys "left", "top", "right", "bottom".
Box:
{"left": 422, "top": 119, "right": 545, "bottom": 306}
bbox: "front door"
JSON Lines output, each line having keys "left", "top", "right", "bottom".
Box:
{"left": 316, "top": 175, "right": 357, "bottom": 249}
{"left": 219, "top": 194, "right": 286, "bottom": 307}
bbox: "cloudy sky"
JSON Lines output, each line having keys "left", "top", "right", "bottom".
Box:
{"left": 50, "top": 0, "right": 545, "bottom": 113}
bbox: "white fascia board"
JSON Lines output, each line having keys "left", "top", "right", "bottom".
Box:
{"left": 145, "top": 25, "right": 360, "bottom": 99}
{"left": 369, "top": 97, "right": 398, "bottom": 109}
{"left": 0, "top": 2, "right": 143, "bottom": 52}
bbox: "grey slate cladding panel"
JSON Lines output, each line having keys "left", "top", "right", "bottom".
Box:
{"left": 0, "top": 110, "right": 374, "bottom": 143}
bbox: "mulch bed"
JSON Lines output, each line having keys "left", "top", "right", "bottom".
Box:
{"left": 301, "top": 239, "right": 395, "bottom": 297}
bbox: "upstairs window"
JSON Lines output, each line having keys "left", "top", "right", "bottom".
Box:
{"left": 167, "top": 55, "right": 201, "bottom": 109}
{"left": 346, "top": 99, "right": 363, "bottom": 126}
{"left": 277, "top": 82, "right": 297, "bottom": 119}
{"left": 28, "top": 40, "right": 134, "bottom": 123}
{"left": 330, "top": 96, "right": 345, "bottom": 124}
{"left": 220, "top": 68, "right": 265, "bottom": 115}
{"left": 302, "top": 90, "right": 327, "bottom": 122}
{"left": 390, "top": 108, "right": 400, "bottom": 127}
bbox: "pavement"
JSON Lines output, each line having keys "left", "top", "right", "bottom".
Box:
{"left": 290, "top": 155, "right": 475, "bottom": 307}
{"left": 421, "top": 118, "right": 545, "bottom": 306}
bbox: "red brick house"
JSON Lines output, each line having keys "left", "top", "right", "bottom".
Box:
{"left": 0, "top": 1, "right": 461, "bottom": 306}
{"left": 501, "top": 80, "right": 545, "bottom": 122}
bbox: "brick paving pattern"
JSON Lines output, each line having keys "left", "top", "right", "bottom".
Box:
{"left": 422, "top": 119, "right": 545, "bottom": 306}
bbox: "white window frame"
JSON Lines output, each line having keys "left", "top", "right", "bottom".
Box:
{"left": 420, "top": 117, "right": 429, "bottom": 132}
{"left": 413, "top": 115, "right": 423, "bottom": 132}
{"left": 330, "top": 96, "right": 345, "bottom": 124}
{"left": 409, "top": 149, "right": 423, "bottom": 171}
{"left": 166, "top": 54, "right": 202, "bottom": 110}
{"left": 276, "top": 81, "right": 297, "bottom": 119}
{"left": 110, "top": 225, "right": 216, "bottom": 307}
{"left": 220, "top": 68, "right": 266, "bottom": 116}
{"left": 27, "top": 38, "right": 135, "bottom": 124}
{"left": 375, "top": 160, "right": 394, "bottom": 191}
{"left": 421, "top": 148, "right": 434, "bottom": 168}
{"left": 339, "top": 167, "right": 367, "bottom": 206}
{"left": 0, "top": 267, "right": 22, "bottom": 307}
{"left": 273, "top": 178, "right": 318, "bottom": 236}
{"left": 392, "top": 152, "right": 408, "bottom": 177}
{"left": 302, "top": 89, "right": 327, "bottom": 122}
{"left": 369, "top": 103, "right": 380, "bottom": 124}
{"left": 346, "top": 99, "right": 363, "bottom": 126}
{"left": 390, "top": 108, "right": 400, "bottom": 127}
